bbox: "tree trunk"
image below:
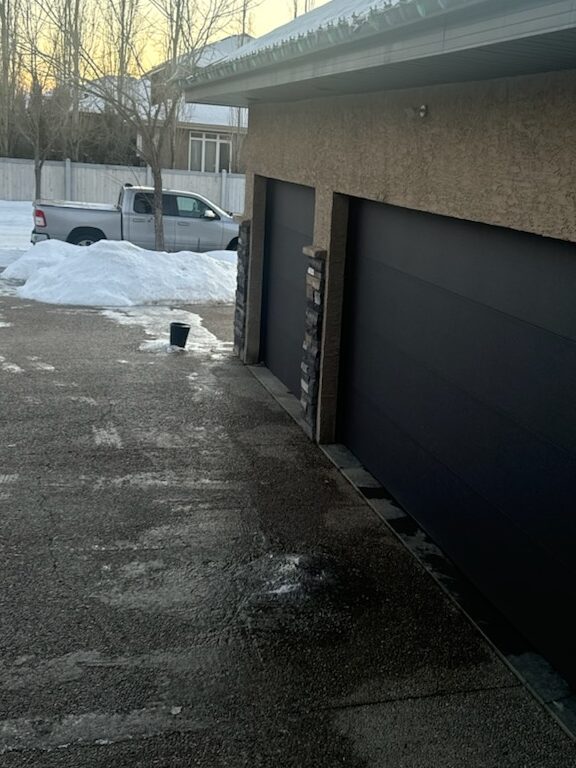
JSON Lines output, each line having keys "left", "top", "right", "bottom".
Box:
{"left": 34, "top": 157, "right": 43, "bottom": 201}
{"left": 151, "top": 164, "right": 165, "bottom": 251}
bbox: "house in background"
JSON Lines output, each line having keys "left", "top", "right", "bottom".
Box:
{"left": 184, "top": 0, "right": 576, "bottom": 690}
{"left": 147, "top": 33, "right": 251, "bottom": 172}
{"left": 79, "top": 34, "right": 251, "bottom": 170}
{"left": 163, "top": 100, "right": 247, "bottom": 173}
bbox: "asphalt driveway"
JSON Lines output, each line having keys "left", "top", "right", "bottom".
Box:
{"left": 0, "top": 295, "right": 574, "bottom": 767}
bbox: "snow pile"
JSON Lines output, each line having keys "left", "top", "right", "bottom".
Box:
{"left": 0, "top": 201, "right": 33, "bottom": 266}
{"left": 3, "top": 239, "right": 78, "bottom": 280}
{"left": 3, "top": 240, "right": 237, "bottom": 307}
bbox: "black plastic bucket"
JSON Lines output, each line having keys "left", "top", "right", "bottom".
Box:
{"left": 170, "top": 322, "right": 191, "bottom": 348}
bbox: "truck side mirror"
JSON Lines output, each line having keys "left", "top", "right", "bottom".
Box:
{"left": 203, "top": 209, "right": 217, "bottom": 221}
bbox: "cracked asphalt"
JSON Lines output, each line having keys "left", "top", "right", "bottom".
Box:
{"left": 0, "top": 294, "right": 575, "bottom": 767}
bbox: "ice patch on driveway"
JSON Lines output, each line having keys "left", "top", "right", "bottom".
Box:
{"left": 102, "top": 306, "right": 233, "bottom": 360}
{"left": 67, "top": 395, "right": 98, "bottom": 406}
{"left": 27, "top": 357, "right": 56, "bottom": 371}
{"left": 92, "top": 425, "right": 123, "bottom": 448}
{"left": 0, "top": 705, "right": 199, "bottom": 754}
{"left": 0, "top": 648, "right": 222, "bottom": 691}
{"left": 93, "top": 472, "right": 233, "bottom": 492}
{"left": 0, "top": 356, "right": 23, "bottom": 374}
{"left": 93, "top": 560, "right": 215, "bottom": 611}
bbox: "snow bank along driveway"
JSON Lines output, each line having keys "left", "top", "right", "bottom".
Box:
{"left": 2, "top": 239, "right": 237, "bottom": 306}
{"left": 0, "top": 201, "right": 33, "bottom": 266}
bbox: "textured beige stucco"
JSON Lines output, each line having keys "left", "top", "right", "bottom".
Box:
{"left": 243, "top": 69, "right": 576, "bottom": 245}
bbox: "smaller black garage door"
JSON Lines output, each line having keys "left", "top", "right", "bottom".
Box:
{"left": 261, "top": 180, "right": 315, "bottom": 395}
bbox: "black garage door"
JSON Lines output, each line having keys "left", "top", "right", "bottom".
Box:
{"left": 261, "top": 180, "right": 315, "bottom": 395}
{"left": 339, "top": 198, "right": 576, "bottom": 684}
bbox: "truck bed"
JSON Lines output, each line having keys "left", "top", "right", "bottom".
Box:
{"left": 33, "top": 200, "right": 122, "bottom": 243}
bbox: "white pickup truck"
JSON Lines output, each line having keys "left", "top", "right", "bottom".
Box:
{"left": 31, "top": 185, "right": 240, "bottom": 252}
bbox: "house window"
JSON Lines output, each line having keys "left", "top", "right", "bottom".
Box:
{"left": 189, "top": 132, "right": 232, "bottom": 173}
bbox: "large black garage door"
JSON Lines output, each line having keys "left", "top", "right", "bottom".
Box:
{"left": 339, "top": 198, "right": 576, "bottom": 684}
{"left": 261, "top": 180, "right": 315, "bottom": 395}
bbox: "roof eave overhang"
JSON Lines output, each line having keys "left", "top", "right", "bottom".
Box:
{"left": 184, "top": 0, "right": 576, "bottom": 107}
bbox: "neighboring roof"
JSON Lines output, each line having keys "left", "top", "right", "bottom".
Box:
{"left": 193, "top": 34, "right": 255, "bottom": 67}
{"left": 80, "top": 78, "right": 247, "bottom": 131}
{"left": 79, "top": 76, "right": 147, "bottom": 114}
{"left": 149, "top": 33, "right": 254, "bottom": 78}
{"left": 184, "top": 0, "right": 576, "bottom": 106}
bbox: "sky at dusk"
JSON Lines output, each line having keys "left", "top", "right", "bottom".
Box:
{"left": 250, "top": 0, "right": 330, "bottom": 37}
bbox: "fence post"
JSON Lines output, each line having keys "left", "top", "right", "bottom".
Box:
{"left": 220, "top": 168, "right": 228, "bottom": 210}
{"left": 64, "top": 158, "right": 72, "bottom": 200}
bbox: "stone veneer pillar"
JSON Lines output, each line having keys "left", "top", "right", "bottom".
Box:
{"left": 233, "top": 220, "right": 251, "bottom": 357}
{"left": 300, "top": 246, "right": 327, "bottom": 435}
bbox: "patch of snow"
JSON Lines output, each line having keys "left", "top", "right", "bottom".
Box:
{"left": 0, "top": 704, "right": 207, "bottom": 753}
{"left": 93, "top": 425, "right": 123, "bottom": 449}
{"left": 102, "top": 306, "right": 232, "bottom": 360}
{"left": 3, "top": 239, "right": 237, "bottom": 307}
{"left": 267, "top": 583, "right": 301, "bottom": 596}
{"left": 3, "top": 240, "right": 79, "bottom": 280}
{"left": 27, "top": 359, "right": 56, "bottom": 371}
{"left": 203, "top": 249, "right": 238, "bottom": 265}
{"left": 0, "top": 201, "right": 33, "bottom": 267}
{"left": 1, "top": 363, "right": 23, "bottom": 374}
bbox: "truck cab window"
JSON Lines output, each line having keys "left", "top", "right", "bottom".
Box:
{"left": 176, "top": 195, "right": 215, "bottom": 219}
{"left": 133, "top": 193, "right": 174, "bottom": 216}
{"left": 133, "top": 193, "right": 153, "bottom": 214}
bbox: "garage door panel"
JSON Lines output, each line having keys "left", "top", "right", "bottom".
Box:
{"left": 350, "top": 262, "right": 576, "bottom": 455}
{"left": 262, "top": 181, "right": 315, "bottom": 396}
{"left": 357, "top": 200, "right": 576, "bottom": 342}
{"left": 341, "top": 198, "right": 576, "bottom": 682}
{"left": 343, "top": 338, "right": 576, "bottom": 570}
{"left": 341, "top": 388, "right": 576, "bottom": 674}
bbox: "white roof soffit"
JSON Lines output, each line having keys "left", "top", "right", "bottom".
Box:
{"left": 184, "top": 0, "right": 576, "bottom": 106}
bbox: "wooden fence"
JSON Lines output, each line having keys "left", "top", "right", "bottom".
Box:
{"left": 0, "top": 157, "right": 246, "bottom": 214}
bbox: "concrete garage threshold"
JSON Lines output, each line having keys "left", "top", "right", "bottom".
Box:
{"left": 0, "top": 296, "right": 575, "bottom": 766}
{"left": 249, "top": 363, "right": 576, "bottom": 743}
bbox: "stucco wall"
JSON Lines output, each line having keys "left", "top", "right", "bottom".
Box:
{"left": 243, "top": 69, "right": 576, "bottom": 246}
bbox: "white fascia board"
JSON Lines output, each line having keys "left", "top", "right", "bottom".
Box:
{"left": 185, "top": 0, "right": 576, "bottom": 106}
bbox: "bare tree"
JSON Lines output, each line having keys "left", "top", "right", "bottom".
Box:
{"left": 75, "top": 0, "right": 254, "bottom": 250}
{"left": 0, "top": 0, "right": 22, "bottom": 156}
{"left": 21, "top": 0, "right": 254, "bottom": 248}
{"left": 289, "top": 0, "right": 316, "bottom": 19}
{"left": 45, "top": 0, "right": 98, "bottom": 161}
{"left": 15, "top": 2, "right": 72, "bottom": 198}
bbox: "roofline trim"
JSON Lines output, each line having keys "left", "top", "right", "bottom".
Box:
{"left": 184, "top": 0, "right": 493, "bottom": 89}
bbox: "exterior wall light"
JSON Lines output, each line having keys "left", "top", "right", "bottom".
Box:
{"left": 404, "top": 104, "right": 429, "bottom": 120}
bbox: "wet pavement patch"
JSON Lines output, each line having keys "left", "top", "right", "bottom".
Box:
{"left": 241, "top": 552, "right": 376, "bottom": 640}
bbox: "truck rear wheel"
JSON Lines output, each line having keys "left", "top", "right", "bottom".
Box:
{"left": 68, "top": 228, "right": 106, "bottom": 247}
